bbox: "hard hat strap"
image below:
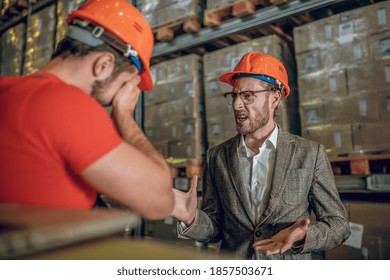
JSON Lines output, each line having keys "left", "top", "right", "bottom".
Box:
{"left": 233, "top": 73, "right": 286, "bottom": 98}
{"left": 68, "top": 25, "right": 104, "bottom": 47}
{"left": 233, "top": 73, "right": 276, "bottom": 85}
{"left": 68, "top": 19, "right": 143, "bottom": 72}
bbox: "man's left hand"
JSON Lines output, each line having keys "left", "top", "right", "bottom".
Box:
{"left": 252, "top": 218, "right": 310, "bottom": 256}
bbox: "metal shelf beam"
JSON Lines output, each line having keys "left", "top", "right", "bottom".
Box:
{"left": 152, "top": 0, "right": 349, "bottom": 58}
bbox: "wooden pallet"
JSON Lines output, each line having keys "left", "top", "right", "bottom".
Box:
{"left": 153, "top": 18, "right": 201, "bottom": 42}
{"left": 1, "top": 0, "right": 35, "bottom": 21}
{"left": 203, "top": 0, "right": 294, "bottom": 43}
{"left": 204, "top": 0, "right": 269, "bottom": 27}
{"left": 167, "top": 158, "right": 203, "bottom": 178}
{"left": 269, "top": 0, "right": 290, "bottom": 5}
{"left": 329, "top": 152, "right": 390, "bottom": 176}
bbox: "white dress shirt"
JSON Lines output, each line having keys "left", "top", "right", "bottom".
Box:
{"left": 238, "top": 125, "right": 278, "bottom": 224}
{"left": 179, "top": 125, "right": 278, "bottom": 230}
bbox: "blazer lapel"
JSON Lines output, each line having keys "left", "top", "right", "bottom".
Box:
{"left": 260, "top": 129, "right": 296, "bottom": 224}
{"left": 225, "top": 134, "right": 256, "bottom": 227}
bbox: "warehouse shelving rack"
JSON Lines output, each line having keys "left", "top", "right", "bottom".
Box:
{"left": 1, "top": 0, "right": 359, "bottom": 57}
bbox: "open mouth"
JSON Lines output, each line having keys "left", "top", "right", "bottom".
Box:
{"left": 236, "top": 113, "right": 248, "bottom": 122}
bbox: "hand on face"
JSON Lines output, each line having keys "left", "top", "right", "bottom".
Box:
{"left": 252, "top": 218, "right": 310, "bottom": 256}
{"left": 111, "top": 65, "right": 141, "bottom": 115}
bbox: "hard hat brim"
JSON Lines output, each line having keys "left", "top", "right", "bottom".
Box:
{"left": 138, "top": 65, "right": 154, "bottom": 91}
{"left": 219, "top": 70, "right": 290, "bottom": 97}
{"left": 219, "top": 71, "right": 256, "bottom": 86}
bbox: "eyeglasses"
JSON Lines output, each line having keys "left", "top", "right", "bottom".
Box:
{"left": 223, "top": 88, "right": 276, "bottom": 105}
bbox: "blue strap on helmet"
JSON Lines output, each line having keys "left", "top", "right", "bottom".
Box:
{"left": 129, "top": 56, "right": 143, "bottom": 73}
{"left": 232, "top": 73, "right": 276, "bottom": 85}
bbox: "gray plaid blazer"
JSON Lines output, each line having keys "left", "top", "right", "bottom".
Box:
{"left": 178, "top": 128, "right": 350, "bottom": 260}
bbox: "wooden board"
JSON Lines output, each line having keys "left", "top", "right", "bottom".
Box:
{"left": 329, "top": 152, "right": 390, "bottom": 175}
{"left": 204, "top": 0, "right": 269, "bottom": 27}
{"left": 153, "top": 18, "right": 201, "bottom": 42}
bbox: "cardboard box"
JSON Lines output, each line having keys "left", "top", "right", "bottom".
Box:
{"left": 145, "top": 96, "right": 204, "bottom": 126}
{"left": 206, "top": 114, "right": 237, "bottom": 147}
{"left": 340, "top": 34, "right": 371, "bottom": 65}
{"left": 145, "top": 81, "right": 201, "bottom": 106}
{"left": 293, "top": 14, "right": 340, "bottom": 54}
{"left": 296, "top": 49, "right": 322, "bottom": 76}
{"left": 298, "top": 67, "right": 347, "bottom": 105}
{"left": 365, "top": 1, "right": 390, "bottom": 33}
{"left": 369, "top": 29, "right": 390, "bottom": 62}
{"left": 147, "top": 117, "right": 205, "bottom": 142}
{"left": 23, "top": 5, "right": 56, "bottom": 75}
{"left": 301, "top": 124, "right": 353, "bottom": 155}
{"left": 297, "top": 73, "right": 326, "bottom": 105}
{"left": 55, "top": 0, "right": 85, "bottom": 47}
{"left": 168, "top": 139, "right": 206, "bottom": 163}
{"left": 142, "top": 0, "right": 202, "bottom": 29}
{"left": 352, "top": 122, "right": 390, "bottom": 153}
{"left": 378, "top": 88, "right": 390, "bottom": 121}
{"left": 340, "top": 1, "right": 390, "bottom": 35}
{"left": 204, "top": 47, "right": 238, "bottom": 83}
{"left": 150, "top": 54, "right": 202, "bottom": 86}
{"left": 347, "top": 61, "right": 390, "bottom": 93}
{"left": 151, "top": 140, "right": 169, "bottom": 158}
{"left": 327, "top": 92, "right": 380, "bottom": 124}
{"left": 1, "top": 23, "right": 25, "bottom": 76}
{"left": 205, "top": 94, "right": 233, "bottom": 118}
{"left": 299, "top": 101, "right": 329, "bottom": 128}
{"left": 137, "top": 0, "right": 182, "bottom": 14}
{"left": 276, "top": 106, "right": 301, "bottom": 135}
{"left": 325, "top": 202, "right": 390, "bottom": 260}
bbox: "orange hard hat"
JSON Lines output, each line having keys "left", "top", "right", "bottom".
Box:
{"left": 67, "top": 0, "right": 154, "bottom": 91}
{"left": 219, "top": 52, "right": 290, "bottom": 98}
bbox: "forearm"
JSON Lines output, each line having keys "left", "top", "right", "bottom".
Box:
{"left": 178, "top": 209, "right": 221, "bottom": 243}
{"left": 112, "top": 109, "right": 170, "bottom": 174}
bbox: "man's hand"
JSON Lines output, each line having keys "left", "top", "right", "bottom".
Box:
{"left": 253, "top": 218, "right": 310, "bottom": 256}
{"left": 171, "top": 175, "right": 198, "bottom": 226}
{"left": 111, "top": 66, "right": 141, "bottom": 117}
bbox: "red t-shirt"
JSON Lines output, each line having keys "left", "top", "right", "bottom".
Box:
{"left": 0, "top": 72, "right": 122, "bottom": 209}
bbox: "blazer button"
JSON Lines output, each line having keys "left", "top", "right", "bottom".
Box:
{"left": 255, "top": 231, "right": 261, "bottom": 237}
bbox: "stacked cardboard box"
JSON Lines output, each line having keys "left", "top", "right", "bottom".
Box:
{"left": 144, "top": 54, "right": 206, "bottom": 164}
{"left": 55, "top": 0, "right": 85, "bottom": 48}
{"left": 23, "top": 5, "right": 56, "bottom": 75}
{"left": 294, "top": 1, "right": 390, "bottom": 155}
{"left": 0, "top": 23, "right": 25, "bottom": 76}
{"left": 325, "top": 202, "right": 390, "bottom": 260}
{"left": 203, "top": 34, "right": 299, "bottom": 148}
{"left": 136, "top": 0, "right": 203, "bottom": 29}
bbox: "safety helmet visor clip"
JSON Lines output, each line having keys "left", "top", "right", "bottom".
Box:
{"left": 91, "top": 25, "right": 104, "bottom": 38}
{"left": 124, "top": 45, "right": 139, "bottom": 58}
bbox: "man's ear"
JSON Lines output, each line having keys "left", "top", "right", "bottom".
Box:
{"left": 271, "top": 90, "right": 282, "bottom": 108}
{"left": 92, "top": 52, "right": 115, "bottom": 80}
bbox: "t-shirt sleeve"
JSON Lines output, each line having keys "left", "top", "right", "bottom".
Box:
{"left": 47, "top": 88, "right": 122, "bottom": 174}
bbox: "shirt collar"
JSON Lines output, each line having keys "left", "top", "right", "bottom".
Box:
{"left": 238, "top": 124, "right": 279, "bottom": 157}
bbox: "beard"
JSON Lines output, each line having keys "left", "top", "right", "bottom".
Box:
{"left": 91, "top": 74, "right": 117, "bottom": 106}
{"left": 235, "top": 94, "right": 270, "bottom": 135}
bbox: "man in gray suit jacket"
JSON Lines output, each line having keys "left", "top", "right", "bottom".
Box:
{"left": 171, "top": 52, "right": 350, "bottom": 260}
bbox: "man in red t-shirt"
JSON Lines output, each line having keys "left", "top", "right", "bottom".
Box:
{"left": 0, "top": 0, "right": 173, "bottom": 220}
